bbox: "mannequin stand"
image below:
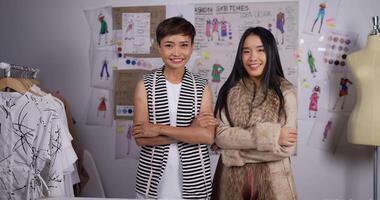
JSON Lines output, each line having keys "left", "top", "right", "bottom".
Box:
{"left": 374, "top": 146, "right": 378, "bottom": 200}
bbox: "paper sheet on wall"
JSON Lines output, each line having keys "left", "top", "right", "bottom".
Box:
{"left": 192, "top": 2, "right": 299, "bottom": 101}
{"left": 303, "top": 0, "right": 341, "bottom": 36}
{"left": 327, "top": 72, "right": 356, "bottom": 113}
{"left": 298, "top": 41, "right": 328, "bottom": 81}
{"left": 84, "top": 6, "right": 113, "bottom": 47}
{"left": 122, "top": 13, "right": 151, "bottom": 54}
{"left": 90, "top": 49, "right": 118, "bottom": 90}
{"left": 86, "top": 88, "right": 113, "bottom": 127}
{"left": 115, "top": 120, "right": 140, "bottom": 160}
{"left": 112, "top": 6, "right": 165, "bottom": 58}
{"left": 307, "top": 111, "right": 349, "bottom": 153}
{"left": 298, "top": 78, "right": 330, "bottom": 120}
{"left": 114, "top": 69, "right": 152, "bottom": 119}
{"left": 322, "top": 29, "right": 358, "bottom": 72}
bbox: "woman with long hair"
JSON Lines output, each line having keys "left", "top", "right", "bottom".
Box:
{"left": 211, "top": 27, "right": 298, "bottom": 200}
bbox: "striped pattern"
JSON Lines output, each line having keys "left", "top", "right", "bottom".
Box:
{"left": 135, "top": 67, "right": 212, "bottom": 199}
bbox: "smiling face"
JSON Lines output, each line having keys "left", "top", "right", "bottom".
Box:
{"left": 158, "top": 34, "right": 193, "bottom": 70}
{"left": 242, "top": 34, "right": 267, "bottom": 84}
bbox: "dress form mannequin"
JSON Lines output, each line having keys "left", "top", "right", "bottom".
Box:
{"left": 347, "top": 17, "right": 380, "bottom": 145}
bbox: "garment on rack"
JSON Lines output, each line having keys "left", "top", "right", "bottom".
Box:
{"left": 34, "top": 92, "right": 78, "bottom": 195}
{"left": 0, "top": 91, "right": 77, "bottom": 200}
{"left": 30, "top": 85, "right": 84, "bottom": 197}
{"left": 31, "top": 85, "right": 81, "bottom": 197}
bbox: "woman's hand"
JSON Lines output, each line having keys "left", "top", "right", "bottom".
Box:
{"left": 133, "top": 122, "right": 161, "bottom": 138}
{"left": 191, "top": 112, "right": 218, "bottom": 128}
{"left": 278, "top": 127, "right": 297, "bottom": 146}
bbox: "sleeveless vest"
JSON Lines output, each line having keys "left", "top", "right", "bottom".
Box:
{"left": 135, "top": 67, "right": 212, "bottom": 199}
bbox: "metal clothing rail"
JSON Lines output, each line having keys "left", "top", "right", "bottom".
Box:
{"left": 0, "top": 62, "right": 39, "bottom": 79}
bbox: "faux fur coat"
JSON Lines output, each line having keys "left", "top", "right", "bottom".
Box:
{"left": 211, "top": 77, "right": 297, "bottom": 200}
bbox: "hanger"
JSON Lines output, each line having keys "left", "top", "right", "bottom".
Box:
{"left": 0, "top": 78, "right": 42, "bottom": 96}
{"left": 29, "top": 79, "right": 39, "bottom": 86}
{"left": 0, "top": 62, "right": 41, "bottom": 96}
{"left": 0, "top": 77, "right": 28, "bottom": 94}
{"left": 20, "top": 78, "right": 37, "bottom": 88}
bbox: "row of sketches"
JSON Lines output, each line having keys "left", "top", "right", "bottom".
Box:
{"left": 84, "top": 7, "right": 115, "bottom": 128}
{"left": 300, "top": 0, "right": 359, "bottom": 153}
{"left": 299, "top": 72, "right": 355, "bottom": 120}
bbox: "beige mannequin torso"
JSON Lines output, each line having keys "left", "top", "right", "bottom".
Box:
{"left": 347, "top": 35, "right": 380, "bottom": 146}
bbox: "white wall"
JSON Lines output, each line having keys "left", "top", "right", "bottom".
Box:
{"left": 0, "top": 0, "right": 379, "bottom": 199}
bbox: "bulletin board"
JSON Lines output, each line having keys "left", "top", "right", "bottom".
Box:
{"left": 113, "top": 69, "right": 152, "bottom": 119}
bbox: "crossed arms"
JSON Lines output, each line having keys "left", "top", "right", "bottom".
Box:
{"left": 132, "top": 80, "right": 217, "bottom": 146}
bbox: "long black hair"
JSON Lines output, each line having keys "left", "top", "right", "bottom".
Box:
{"left": 214, "top": 26, "right": 286, "bottom": 126}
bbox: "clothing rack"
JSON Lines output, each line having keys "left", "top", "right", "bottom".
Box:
{"left": 0, "top": 62, "right": 40, "bottom": 93}
{"left": 0, "top": 62, "right": 39, "bottom": 79}
{"left": 0, "top": 61, "right": 79, "bottom": 199}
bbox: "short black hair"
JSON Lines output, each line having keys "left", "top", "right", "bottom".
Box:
{"left": 156, "top": 17, "right": 196, "bottom": 45}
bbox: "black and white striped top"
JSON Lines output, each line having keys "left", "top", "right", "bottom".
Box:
{"left": 135, "top": 67, "right": 212, "bottom": 199}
